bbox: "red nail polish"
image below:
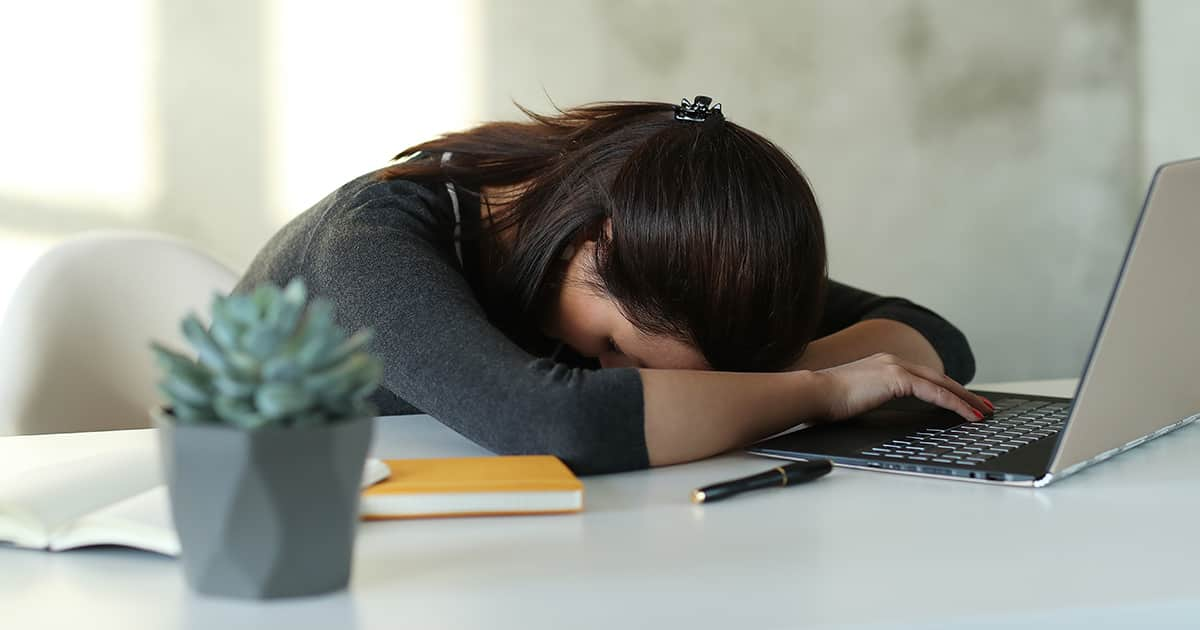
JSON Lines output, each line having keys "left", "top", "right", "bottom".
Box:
{"left": 983, "top": 397, "right": 995, "bottom": 410}
{"left": 973, "top": 409, "right": 984, "bottom": 420}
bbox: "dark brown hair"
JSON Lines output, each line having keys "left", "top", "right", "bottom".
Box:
{"left": 380, "top": 100, "right": 827, "bottom": 372}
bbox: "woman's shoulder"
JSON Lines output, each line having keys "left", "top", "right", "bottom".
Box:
{"left": 328, "top": 152, "right": 442, "bottom": 210}
{"left": 273, "top": 165, "right": 463, "bottom": 259}
{"left": 318, "top": 166, "right": 450, "bottom": 227}
{"left": 237, "top": 165, "right": 457, "bottom": 293}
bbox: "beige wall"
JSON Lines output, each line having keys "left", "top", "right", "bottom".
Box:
{"left": 2, "top": 0, "right": 1198, "bottom": 382}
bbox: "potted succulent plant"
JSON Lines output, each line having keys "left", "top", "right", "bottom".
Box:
{"left": 150, "top": 278, "right": 383, "bottom": 599}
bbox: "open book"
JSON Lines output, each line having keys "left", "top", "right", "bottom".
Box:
{"left": 0, "top": 447, "right": 391, "bottom": 557}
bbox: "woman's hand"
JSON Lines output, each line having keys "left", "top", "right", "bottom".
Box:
{"left": 812, "top": 353, "right": 992, "bottom": 423}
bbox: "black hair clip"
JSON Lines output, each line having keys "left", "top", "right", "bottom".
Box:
{"left": 674, "top": 95, "right": 723, "bottom": 123}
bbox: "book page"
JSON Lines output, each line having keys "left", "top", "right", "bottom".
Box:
{"left": 361, "top": 489, "right": 582, "bottom": 518}
{"left": 50, "top": 486, "right": 179, "bottom": 556}
{"left": 1, "top": 450, "right": 388, "bottom": 553}
{"left": 48, "top": 457, "right": 391, "bottom": 555}
{"left": 0, "top": 445, "right": 160, "bottom": 549}
{"left": 363, "top": 457, "right": 391, "bottom": 488}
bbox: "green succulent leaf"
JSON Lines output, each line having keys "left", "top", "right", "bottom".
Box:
{"left": 262, "top": 355, "right": 302, "bottom": 382}
{"left": 213, "top": 375, "right": 257, "bottom": 399}
{"left": 171, "top": 401, "right": 218, "bottom": 424}
{"left": 255, "top": 382, "right": 315, "bottom": 420}
{"left": 282, "top": 277, "right": 307, "bottom": 305}
{"left": 283, "top": 276, "right": 307, "bottom": 300}
{"left": 241, "top": 324, "right": 287, "bottom": 360}
{"left": 252, "top": 283, "right": 280, "bottom": 314}
{"left": 315, "top": 329, "right": 374, "bottom": 371}
{"left": 224, "top": 293, "right": 260, "bottom": 325}
{"left": 301, "top": 298, "right": 335, "bottom": 334}
{"left": 304, "top": 353, "right": 373, "bottom": 398}
{"left": 224, "top": 350, "right": 260, "bottom": 380}
{"left": 350, "top": 357, "right": 384, "bottom": 400}
{"left": 209, "top": 300, "right": 242, "bottom": 351}
{"left": 180, "top": 314, "right": 230, "bottom": 374}
{"left": 277, "top": 304, "right": 305, "bottom": 339}
{"left": 163, "top": 360, "right": 213, "bottom": 394}
{"left": 150, "top": 343, "right": 204, "bottom": 378}
{"left": 294, "top": 329, "right": 339, "bottom": 369}
{"left": 263, "top": 287, "right": 285, "bottom": 326}
{"left": 214, "top": 395, "right": 271, "bottom": 429}
{"left": 265, "top": 281, "right": 304, "bottom": 333}
{"left": 158, "top": 378, "right": 211, "bottom": 408}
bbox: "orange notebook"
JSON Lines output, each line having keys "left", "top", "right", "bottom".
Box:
{"left": 360, "top": 456, "right": 583, "bottom": 519}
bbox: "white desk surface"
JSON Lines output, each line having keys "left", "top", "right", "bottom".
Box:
{"left": 2, "top": 378, "right": 1198, "bottom": 630}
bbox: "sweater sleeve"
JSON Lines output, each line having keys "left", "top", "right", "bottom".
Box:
{"left": 817, "top": 280, "right": 976, "bottom": 383}
{"left": 298, "top": 180, "right": 648, "bottom": 475}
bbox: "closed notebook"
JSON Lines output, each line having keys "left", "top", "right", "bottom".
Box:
{"left": 361, "top": 456, "right": 583, "bottom": 519}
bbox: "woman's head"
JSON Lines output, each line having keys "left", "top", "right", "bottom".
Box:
{"left": 384, "top": 97, "right": 827, "bottom": 372}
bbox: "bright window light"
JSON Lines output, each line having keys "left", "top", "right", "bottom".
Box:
{"left": 267, "top": 0, "right": 480, "bottom": 221}
{"left": 0, "top": 0, "right": 157, "bottom": 216}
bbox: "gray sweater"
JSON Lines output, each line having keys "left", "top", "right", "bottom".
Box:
{"left": 237, "top": 166, "right": 975, "bottom": 474}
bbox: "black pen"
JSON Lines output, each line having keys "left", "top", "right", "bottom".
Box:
{"left": 691, "top": 459, "right": 833, "bottom": 504}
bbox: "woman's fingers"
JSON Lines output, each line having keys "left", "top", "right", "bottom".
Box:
{"left": 902, "top": 362, "right": 993, "bottom": 417}
{"left": 818, "top": 353, "right": 995, "bottom": 424}
{"left": 905, "top": 375, "right": 984, "bottom": 423}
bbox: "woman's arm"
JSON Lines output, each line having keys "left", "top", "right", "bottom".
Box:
{"left": 641, "top": 280, "right": 985, "bottom": 466}
{"left": 790, "top": 319, "right": 943, "bottom": 373}
{"left": 794, "top": 281, "right": 975, "bottom": 381}
{"left": 641, "top": 353, "right": 991, "bottom": 467}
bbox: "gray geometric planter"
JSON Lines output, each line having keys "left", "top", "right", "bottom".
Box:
{"left": 152, "top": 408, "right": 373, "bottom": 599}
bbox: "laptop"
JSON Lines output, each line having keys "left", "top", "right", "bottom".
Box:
{"left": 749, "top": 158, "right": 1200, "bottom": 487}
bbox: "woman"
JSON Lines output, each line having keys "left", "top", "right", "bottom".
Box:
{"left": 237, "top": 96, "right": 990, "bottom": 474}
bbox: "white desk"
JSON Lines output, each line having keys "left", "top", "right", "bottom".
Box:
{"left": 2, "top": 379, "right": 1198, "bottom": 630}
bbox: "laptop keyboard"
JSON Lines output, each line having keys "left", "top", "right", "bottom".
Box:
{"left": 859, "top": 398, "right": 1069, "bottom": 467}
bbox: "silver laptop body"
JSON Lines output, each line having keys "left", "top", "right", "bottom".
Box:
{"left": 1037, "top": 158, "right": 1200, "bottom": 486}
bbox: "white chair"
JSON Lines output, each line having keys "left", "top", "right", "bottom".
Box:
{"left": 0, "top": 231, "right": 239, "bottom": 435}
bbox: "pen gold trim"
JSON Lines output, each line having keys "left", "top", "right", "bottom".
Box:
{"left": 690, "top": 459, "right": 832, "bottom": 504}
